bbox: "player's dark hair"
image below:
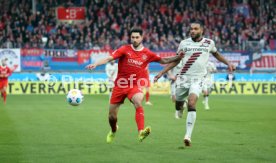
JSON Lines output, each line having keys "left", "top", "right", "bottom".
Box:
{"left": 130, "top": 27, "right": 143, "bottom": 36}
{"left": 190, "top": 21, "right": 204, "bottom": 28}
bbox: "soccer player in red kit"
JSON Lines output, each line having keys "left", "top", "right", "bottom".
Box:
{"left": 86, "top": 27, "right": 183, "bottom": 143}
{"left": 0, "top": 59, "right": 13, "bottom": 104}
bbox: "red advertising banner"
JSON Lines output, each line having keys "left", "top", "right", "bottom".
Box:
{"left": 77, "top": 50, "right": 111, "bottom": 64}
{"left": 56, "top": 7, "right": 86, "bottom": 20}
{"left": 21, "top": 48, "right": 44, "bottom": 56}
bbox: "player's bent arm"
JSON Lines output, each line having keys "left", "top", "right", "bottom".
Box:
{"left": 86, "top": 56, "right": 114, "bottom": 69}
{"left": 154, "top": 61, "right": 180, "bottom": 82}
{"left": 212, "top": 51, "right": 235, "bottom": 72}
{"left": 158, "top": 55, "right": 182, "bottom": 64}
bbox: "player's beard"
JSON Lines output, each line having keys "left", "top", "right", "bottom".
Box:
{"left": 132, "top": 41, "right": 141, "bottom": 48}
{"left": 191, "top": 33, "right": 202, "bottom": 42}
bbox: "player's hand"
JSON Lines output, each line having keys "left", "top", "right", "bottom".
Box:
{"left": 13, "top": 64, "right": 18, "bottom": 70}
{"left": 228, "top": 64, "right": 236, "bottom": 73}
{"left": 86, "top": 64, "right": 97, "bottom": 70}
{"left": 170, "top": 76, "right": 176, "bottom": 81}
{"left": 154, "top": 73, "right": 162, "bottom": 83}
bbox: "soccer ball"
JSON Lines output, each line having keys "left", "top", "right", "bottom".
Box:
{"left": 67, "top": 89, "right": 83, "bottom": 106}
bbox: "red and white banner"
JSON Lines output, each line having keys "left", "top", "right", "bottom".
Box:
{"left": 77, "top": 50, "right": 111, "bottom": 64}
{"left": 21, "top": 48, "right": 44, "bottom": 56}
{"left": 56, "top": 7, "right": 86, "bottom": 21}
{"left": 251, "top": 52, "right": 276, "bottom": 71}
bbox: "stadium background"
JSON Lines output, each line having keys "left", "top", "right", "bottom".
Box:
{"left": 0, "top": 0, "right": 275, "bottom": 95}
{"left": 0, "top": 0, "right": 276, "bottom": 162}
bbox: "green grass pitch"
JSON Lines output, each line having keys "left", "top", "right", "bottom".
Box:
{"left": 0, "top": 95, "right": 275, "bottom": 162}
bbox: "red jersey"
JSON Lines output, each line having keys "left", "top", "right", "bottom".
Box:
{"left": 111, "top": 45, "right": 161, "bottom": 87}
{"left": 0, "top": 66, "right": 12, "bottom": 82}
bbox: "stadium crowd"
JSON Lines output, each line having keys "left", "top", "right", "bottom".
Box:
{"left": 0, "top": 0, "right": 275, "bottom": 51}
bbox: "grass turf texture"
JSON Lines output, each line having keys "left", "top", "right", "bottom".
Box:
{"left": 0, "top": 95, "right": 275, "bottom": 162}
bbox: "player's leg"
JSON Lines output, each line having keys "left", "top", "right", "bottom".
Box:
{"left": 129, "top": 90, "right": 151, "bottom": 142}
{"left": 145, "top": 86, "right": 152, "bottom": 105}
{"left": 0, "top": 82, "right": 3, "bottom": 98}
{"left": 106, "top": 103, "right": 121, "bottom": 143}
{"left": 0, "top": 88, "right": 3, "bottom": 99}
{"left": 175, "top": 101, "right": 184, "bottom": 119}
{"left": 131, "top": 92, "right": 145, "bottom": 131}
{"left": 2, "top": 87, "right": 7, "bottom": 104}
{"left": 107, "top": 86, "right": 126, "bottom": 143}
{"left": 109, "top": 103, "right": 121, "bottom": 133}
{"left": 202, "top": 87, "right": 210, "bottom": 110}
{"left": 184, "top": 93, "right": 197, "bottom": 146}
{"left": 0, "top": 83, "right": 7, "bottom": 104}
{"left": 183, "top": 83, "right": 202, "bottom": 146}
{"left": 170, "top": 82, "right": 176, "bottom": 103}
{"left": 175, "top": 87, "right": 189, "bottom": 119}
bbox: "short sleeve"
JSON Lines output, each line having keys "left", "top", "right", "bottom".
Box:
{"left": 176, "top": 41, "right": 185, "bottom": 54}
{"left": 148, "top": 50, "right": 161, "bottom": 62}
{"left": 212, "top": 63, "right": 217, "bottom": 71}
{"left": 210, "top": 40, "right": 217, "bottom": 53}
{"left": 111, "top": 46, "right": 125, "bottom": 60}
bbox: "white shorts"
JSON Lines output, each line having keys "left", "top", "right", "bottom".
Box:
{"left": 202, "top": 82, "right": 213, "bottom": 92}
{"left": 202, "top": 77, "right": 214, "bottom": 92}
{"left": 175, "top": 78, "right": 203, "bottom": 101}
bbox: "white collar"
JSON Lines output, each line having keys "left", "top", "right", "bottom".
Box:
{"left": 131, "top": 44, "right": 144, "bottom": 51}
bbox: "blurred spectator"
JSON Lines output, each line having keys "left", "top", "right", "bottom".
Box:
{"left": 0, "top": 0, "right": 275, "bottom": 51}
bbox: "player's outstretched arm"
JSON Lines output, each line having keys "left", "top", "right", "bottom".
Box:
{"left": 86, "top": 56, "right": 114, "bottom": 70}
{"left": 212, "top": 51, "right": 235, "bottom": 73}
{"left": 158, "top": 51, "right": 184, "bottom": 64}
{"left": 154, "top": 61, "right": 180, "bottom": 82}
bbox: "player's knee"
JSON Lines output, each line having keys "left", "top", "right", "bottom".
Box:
{"left": 109, "top": 113, "right": 117, "bottom": 121}
{"left": 132, "top": 96, "right": 143, "bottom": 108}
{"left": 187, "top": 100, "right": 196, "bottom": 109}
{"left": 133, "top": 101, "right": 143, "bottom": 108}
{"left": 188, "top": 106, "right": 196, "bottom": 112}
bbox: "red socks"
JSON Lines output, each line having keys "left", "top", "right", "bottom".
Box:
{"left": 135, "top": 107, "right": 144, "bottom": 132}
{"left": 2, "top": 91, "right": 6, "bottom": 103}
{"left": 145, "top": 91, "right": 150, "bottom": 102}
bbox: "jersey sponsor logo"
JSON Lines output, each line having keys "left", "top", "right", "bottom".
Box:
{"left": 186, "top": 47, "right": 208, "bottom": 52}
{"left": 128, "top": 58, "right": 143, "bottom": 66}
